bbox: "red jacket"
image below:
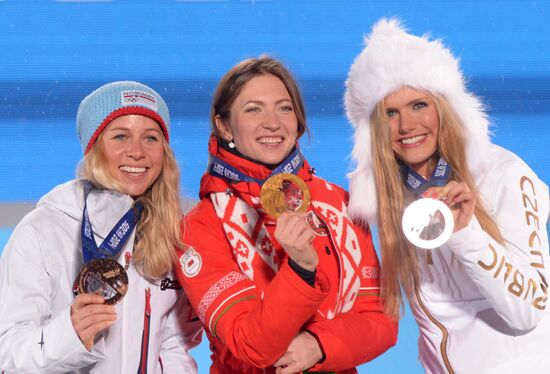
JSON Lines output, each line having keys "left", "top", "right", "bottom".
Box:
{"left": 176, "top": 138, "right": 397, "bottom": 373}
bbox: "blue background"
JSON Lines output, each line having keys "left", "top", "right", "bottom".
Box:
{"left": 0, "top": 1, "right": 549, "bottom": 373}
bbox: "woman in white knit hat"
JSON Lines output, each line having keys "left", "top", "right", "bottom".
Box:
{"left": 345, "top": 19, "right": 550, "bottom": 373}
{"left": 0, "top": 81, "right": 202, "bottom": 373}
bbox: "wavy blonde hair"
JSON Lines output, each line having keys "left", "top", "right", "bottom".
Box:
{"left": 372, "top": 92, "right": 504, "bottom": 319}
{"left": 78, "top": 133, "right": 182, "bottom": 281}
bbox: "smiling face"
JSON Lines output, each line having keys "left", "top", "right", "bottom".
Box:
{"left": 384, "top": 87, "right": 440, "bottom": 177}
{"left": 216, "top": 74, "right": 299, "bottom": 165}
{"left": 100, "top": 114, "right": 165, "bottom": 197}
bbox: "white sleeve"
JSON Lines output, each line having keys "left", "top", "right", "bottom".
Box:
{"left": 447, "top": 158, "right": 550, "bottom": 331}
{"left": 158, "top": 287, "right": 203, "bottom": 373}
{"left": 0, "top": 222, "right": 104, "bottom": 373}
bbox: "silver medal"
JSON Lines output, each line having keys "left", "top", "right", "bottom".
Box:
{"left": 402, "top": 198, "right": 454, "bottom": 249}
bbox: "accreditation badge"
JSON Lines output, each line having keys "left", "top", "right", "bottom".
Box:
{"left": 75, "top": 258, "right": 129, "bottom": 305}
{"left": 260, "top": 173, "right": 311, "bottom": 218}
{"left": 402, "top": 198, "right": 454, "bottom": 249}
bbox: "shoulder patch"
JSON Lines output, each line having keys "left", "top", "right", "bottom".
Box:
{"left": 180, "top": 247, "right": 202, "bottom": 278}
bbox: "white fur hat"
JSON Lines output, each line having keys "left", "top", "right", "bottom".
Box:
{"left": 345, "top": 18, "right": 492, "bottom": 224}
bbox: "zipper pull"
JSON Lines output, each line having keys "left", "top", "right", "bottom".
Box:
{"left": 125, "top": 252, "right": 132, "bottom": 270}
{"left": 145, "top": 288, "right": 151, "bottom": 317}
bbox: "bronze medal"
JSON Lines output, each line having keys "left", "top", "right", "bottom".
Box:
{"left": 75, "top": 258, "right": 129, "bottom": 305}
{"left": 260, "top": 173, "right": 311, "bottom": 218}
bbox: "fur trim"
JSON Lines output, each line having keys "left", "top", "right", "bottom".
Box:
{"left": 345, "top": 18, "right": 493, "bottom": 224}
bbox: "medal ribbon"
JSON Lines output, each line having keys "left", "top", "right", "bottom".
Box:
{"left": 207, "top": 147, "right": 305, "bottom": 185}
{"left": 81, "top": 182, "right": 143, "bottom": 263}
{"left": 400, "top": 157, "right": 452, "bottom": 195}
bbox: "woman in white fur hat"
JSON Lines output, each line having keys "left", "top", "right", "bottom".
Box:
{"left": 345, "top": 18, "right": 550, "bottom": 373}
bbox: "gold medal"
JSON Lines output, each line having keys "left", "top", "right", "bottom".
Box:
{"left": 75, "top": 258, "right": 129, "bottom": 305}
{"left": 260, "top": 173, "right": 311, "bottom": 218}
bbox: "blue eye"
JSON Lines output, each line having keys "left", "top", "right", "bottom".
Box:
{"left": 113, "top": 134, "right": 126, "bottom": 141}
{"left": 145, "top": 136, "right": 159, "bottom": 143}
{"left": 413, "top": 102, "right": 427, "bottom": 110}
{"left": 386, "top": 110, "right": 397, "bottom": 118}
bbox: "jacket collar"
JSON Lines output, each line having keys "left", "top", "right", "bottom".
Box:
{"left": 200, "top": 136, "right": 313, "bottom": 199}
{"left": 38, "top": 179, "right": 135, "bottom": 241}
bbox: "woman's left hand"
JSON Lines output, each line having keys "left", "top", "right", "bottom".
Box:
{"left": 273, "top": 331, "right": 323, "bottom": 374}
{"left": 424, "top": 180, "right": 476, "bottom": 232}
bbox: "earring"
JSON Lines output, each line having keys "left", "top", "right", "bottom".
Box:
{"left": 228, "top": 140, "right": 236, "bottom": 149}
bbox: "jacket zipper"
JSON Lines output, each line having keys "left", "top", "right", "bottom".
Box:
{"left": 137, "top": 287, "right": 151, "bottom": 374}
{"left": 414, "top": 284, "right": 454, "bottom": 373}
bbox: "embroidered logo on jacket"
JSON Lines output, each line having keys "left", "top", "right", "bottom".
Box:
{"left": 180, "top": 247, "right": 202, "bottom": 278}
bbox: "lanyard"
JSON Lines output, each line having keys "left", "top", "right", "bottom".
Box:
{"left": 81, "top": 182, "right": 143, "bottom": 263}
{"left": 400, "top": 157, "right": 452, "bottom": 195}
{"left": 207, "top": 147, "right": 305, "bottom": 185}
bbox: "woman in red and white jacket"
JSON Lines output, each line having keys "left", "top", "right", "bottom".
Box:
{"left": 176, "top": 56, "right": 397, "bottom": 373}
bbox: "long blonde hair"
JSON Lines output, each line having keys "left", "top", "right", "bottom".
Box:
{"left": 372, "top": 93, "right": 504, "bottom": 319}
{"left": 78, "top": 133, "right": 182, "bottom": 281}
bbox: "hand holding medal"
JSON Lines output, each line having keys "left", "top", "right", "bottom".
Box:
{"left": 71, "top": 293, "right": 117, "bottom": 352}
{"left": 424, "top": 181, "right": 476, "bottom": 233}
{"left": 261, "top": 173, "right": 318, "bottom": 271}
{"left": 402, "top": 158, "right": 458, "bottom": 249}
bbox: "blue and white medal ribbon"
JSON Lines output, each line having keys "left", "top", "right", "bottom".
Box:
{"left": 400, "top": 157, "right": 454, "bottom": 249}
{"left": 208, "top": 147, "right": 305, "bottom": 185}
{"left": 401, "top": 157, "right": 452, "bottom": 195}
{"left": 81, "top": 182, "right": 143, "bottom": 263}
{"left": 75, "top": 182, "right": 143, "bottom": 304}
{"left": 208, "top": 147, "right": 313, "bottom": 218}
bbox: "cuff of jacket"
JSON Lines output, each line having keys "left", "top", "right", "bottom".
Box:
{"left": 45, "top": 304, "right": 105, "bottom": 370}
{"left": 303, "top": 322, "right": 351, "bottom": 372}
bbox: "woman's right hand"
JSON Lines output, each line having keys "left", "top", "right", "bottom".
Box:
{"left": 70, "top": 294, "right": 117, "bottom": 352}
{"left": 422, "top": 180, "right": 476, "bottom": 232}
{"left": 275, "top": 212, "right": 318, "bottom": 271}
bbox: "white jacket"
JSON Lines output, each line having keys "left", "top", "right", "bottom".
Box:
{"left": 409, "top": 145, "right": 550, "bottom": 373}
{"left": 0, "top": 180, "right": 202, "bottom": 373}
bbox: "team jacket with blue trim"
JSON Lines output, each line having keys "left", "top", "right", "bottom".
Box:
{"left": 176, "top": 138, "right": 397, "bottom": 373}
{"left": 0, "top": 180, "right": 202, "bottom": 373}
